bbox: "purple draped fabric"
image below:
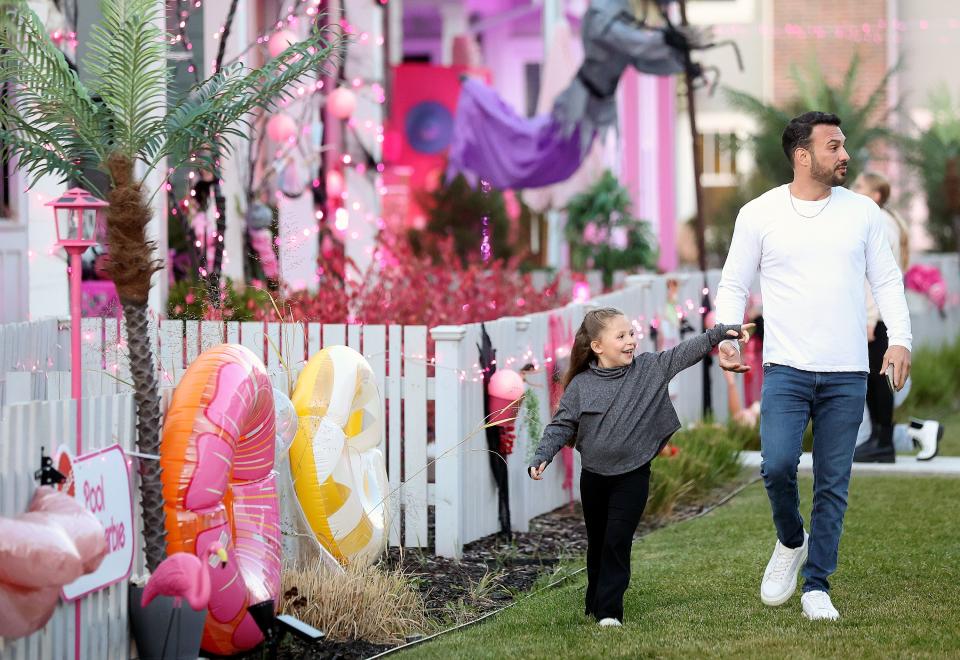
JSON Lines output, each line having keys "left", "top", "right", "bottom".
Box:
{"left": 446, "top": 79, "right": 587, "bottom": 190}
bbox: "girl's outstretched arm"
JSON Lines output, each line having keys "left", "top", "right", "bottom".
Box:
{"left": 656, "top": 324, "right": 751, "bottom": 381}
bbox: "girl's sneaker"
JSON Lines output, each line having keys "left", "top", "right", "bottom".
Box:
{"left": 598, "top": 618, "right": 622, "bottom": 627}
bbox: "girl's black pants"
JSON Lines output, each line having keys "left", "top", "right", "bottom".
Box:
{"left": 580, "top": 461, "right": 651, "bottom": 622}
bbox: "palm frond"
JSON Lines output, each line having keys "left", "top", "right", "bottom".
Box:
{"left": 0, "top": 126, "right": 92, "bottom": 188}
{"left": 839, "top": 52, "right": 861, "bottom": 101}
{"left": 84, "top": 0, "right": 168, "bottom": 159}
{"left": 0, "top": 0, "right": 107, "bottom": 173}
{"left": 155, "top": 26, "right": 345, "bottom": 174}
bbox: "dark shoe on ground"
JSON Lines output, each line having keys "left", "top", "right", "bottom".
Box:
{"left": 853, "top": 429, "right": 895, "bottom": 463}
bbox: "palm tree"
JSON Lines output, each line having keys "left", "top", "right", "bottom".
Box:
{"left": 0, "top": 0, "right": 342, "bottom": 571}
{"left": 706, "top": 54, "right": 896, "bottom": 260}
{"left": 900, "top": 87, "right": 960, "bottom": 256}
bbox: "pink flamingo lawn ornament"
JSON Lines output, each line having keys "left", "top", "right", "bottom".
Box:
{"left": 140, "top": 543, "right": 228, "bottom": 657}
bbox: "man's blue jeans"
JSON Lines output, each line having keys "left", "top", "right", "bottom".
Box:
{"left": 759, "top": 364, "right": 867, "bottom": 593}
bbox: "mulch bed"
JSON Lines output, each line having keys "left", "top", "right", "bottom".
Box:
{"left": 268, "top": 480, "right": 749, "bottom": 659}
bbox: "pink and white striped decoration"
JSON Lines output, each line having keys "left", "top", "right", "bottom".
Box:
{"left": 620, "top": 70, "right": 678, "bottom": 272}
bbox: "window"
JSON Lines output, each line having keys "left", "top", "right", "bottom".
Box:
{"left": 696, "top": 131, "right": 740, "bottom": 187}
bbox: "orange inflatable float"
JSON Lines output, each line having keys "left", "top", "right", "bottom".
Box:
{"left": 160, "top": 344, "right": 281, "bottom": 655}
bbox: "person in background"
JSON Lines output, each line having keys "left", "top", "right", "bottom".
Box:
{"left": 851, "top": 171, "right": 940, "bottom": 462}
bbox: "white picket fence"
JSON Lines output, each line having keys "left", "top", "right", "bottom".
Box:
{"left": 2, "top": 256, "right": 958, "bottom": 658}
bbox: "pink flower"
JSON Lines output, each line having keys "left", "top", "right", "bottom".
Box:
{"left": 583, "top": 222, "right": 602, "bottom": 245}
{"left": 610, "top": 227, "right": 629, "bottom": 250}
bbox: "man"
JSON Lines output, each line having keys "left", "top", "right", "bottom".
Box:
{"left": 714, "top": 112, "right": 912, "bottom": 621}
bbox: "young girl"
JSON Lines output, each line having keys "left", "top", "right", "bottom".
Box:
{"left": 528, "top": 307, "right": 750, "bottom": 627}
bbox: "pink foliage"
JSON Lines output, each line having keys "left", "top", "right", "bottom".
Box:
{"left": 259, "top": 234, "right": 562, "bottom": 328}
{"left": 905, "top": 263, "right": 948, "bottom": 312}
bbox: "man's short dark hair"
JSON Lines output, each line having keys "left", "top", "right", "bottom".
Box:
{"left": 781, "top": 111, "right": 842, "bottom": 166}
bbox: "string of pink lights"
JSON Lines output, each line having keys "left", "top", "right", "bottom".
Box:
{"left": 159, "top": 0, "right": 391, "bottom": 283}
{"left": 714, "top": 17, "right": 960, "bottom": 43}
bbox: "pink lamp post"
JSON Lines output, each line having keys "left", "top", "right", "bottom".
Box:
{"left": 46, "top": 187, "right": 109, "bottom": 455}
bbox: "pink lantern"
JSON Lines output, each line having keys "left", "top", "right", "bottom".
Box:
{"left": 489, "top": 369, "right": 524, "bottom": 401}
{"left": 266, "top": 113, "right": 297, "bottom": 143}
{"left": 326, "top": 170, "right": 345, "bottom": 197}
{"left": 326, "top": 87, "right": 357, "bottom": 120}
{"left": 45, "top": 188, "right": 110, "bottom": 459}
{"left": 488, "top": 369, "right": 524, "bottom": 423}
{"left": 46, "top": 187, "right": 107, "bottom": 248}
{"left": 268, "top": 29, "right": 298, "bottom": 58}
{"left": 488, "top": 369, "right": 524, "bottom": 455}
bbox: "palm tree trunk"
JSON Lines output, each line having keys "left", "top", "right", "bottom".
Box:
{"left": 122, "top": 300, "right": 167, "bottom": 571}
{"left": 105, "top": 153, "right": 167, "bottom": 572}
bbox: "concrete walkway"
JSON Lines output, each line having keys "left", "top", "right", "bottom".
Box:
{"left": 741, "top": 451, "right": 960, "bottom": 477}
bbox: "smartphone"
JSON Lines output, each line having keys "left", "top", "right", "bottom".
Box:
{"left": 885, "top": 364, "right": 896, "bottom": 394}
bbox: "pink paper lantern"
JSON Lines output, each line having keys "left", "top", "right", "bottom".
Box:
{"left": 326, "top": 170, "right": 345, "bottom": 197}
{"left": 326, "top": 87, "right": 357, "bottom": 120}
{"left": 266, "top": 113, "right": 297, "bottom": 143}
{"left": 268, "top": 29, "right": 298, "bottom": 58}
{"left": 488, "top": 369, "right": 524, "bottom": 401}
{"left": 488, "top": 369, "right": 524, "bottom": 428}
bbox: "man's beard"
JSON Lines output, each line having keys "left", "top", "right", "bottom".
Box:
{"left": 811, "top": 158, "right": 846, "bottom": 186}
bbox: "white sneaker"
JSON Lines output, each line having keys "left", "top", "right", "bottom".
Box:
{"left": 801, "top": 590, "right": 840, "bottom": 621}
{"left": 908, "top": 418, "right": 942, "bottom": 461}
{"left": 760, "top": 531, "right": 808, "bottom": 606}
{"left": 598, "top": 618, "right": 622, "bottom": 628}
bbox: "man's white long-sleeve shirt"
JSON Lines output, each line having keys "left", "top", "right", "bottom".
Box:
{"left": 715, "top": 184, "right": 912, "bottom": 373}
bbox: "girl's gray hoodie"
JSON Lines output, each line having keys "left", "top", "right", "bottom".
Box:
{"left": 529, "top": 324, "right": 741, "bottom": 476}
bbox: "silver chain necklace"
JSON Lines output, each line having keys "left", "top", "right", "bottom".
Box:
{"left": 788, "top": 186, "right": 832, "bottom": 219}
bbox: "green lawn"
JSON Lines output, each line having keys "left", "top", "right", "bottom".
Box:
{"left": 402, "top": 476, "right": 960, "bottom": 659}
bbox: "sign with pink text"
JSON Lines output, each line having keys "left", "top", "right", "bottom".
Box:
{"left": 55, "top": 444, "right": 135, "bottom": 601}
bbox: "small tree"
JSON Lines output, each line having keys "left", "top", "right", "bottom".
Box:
{"left": 0, "top": 0, "right": 342, "bottom": 571}
{"left": 410, "top": 174, "right": 516, "bottom": 265}
{"left": 564, "top": 170, "right": 657, "bottom": 288}
{"left": 901, "top": 87, "right": 960, "bottom": 256}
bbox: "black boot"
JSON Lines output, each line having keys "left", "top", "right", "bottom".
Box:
{"left": 853, "top": 425, "right": 895, "bottom": 463}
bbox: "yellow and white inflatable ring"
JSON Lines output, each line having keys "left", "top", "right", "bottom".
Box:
{"left": 289, "top": 345, "right": 390, "bottom": 566}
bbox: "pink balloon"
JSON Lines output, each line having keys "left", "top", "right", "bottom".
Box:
{"left": 266, "top": 113, "right": 297, "bottom": 143}
{"left": 488, "top": 369, "right": 524, "bottom": 400}
{"left": 326, "top": 87, "right": 357, "bottom": 120}
{"left": 326, "top": 170, "right": 345, "bottom": 197}
{"left": 268, "top": 29, "right": 298, "bottom": 58}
